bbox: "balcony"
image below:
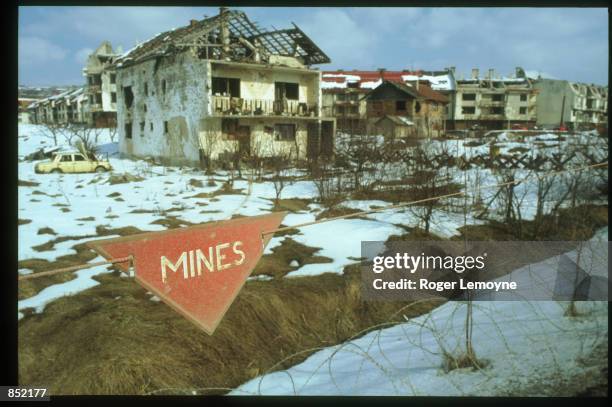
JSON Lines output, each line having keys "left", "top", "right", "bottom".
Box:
{"left": 211, "top": 96, "right": 318, "bottom": 118}
{"left": 479, "top": 100, "right": 505, "bottom": 107}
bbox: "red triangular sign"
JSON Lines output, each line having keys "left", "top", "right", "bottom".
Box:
{"left": 87, "top": 212, "right": 286, "bottom": 335}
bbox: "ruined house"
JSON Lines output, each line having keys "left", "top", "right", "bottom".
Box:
{"left": 113, "top": 7, "right": 334, "bottom": 167}
{"left": 321, "top": 68, "right": 455, "bottom": 135}
{"left": 363, "top": 80, "right": 449, "bottom": 138}
{"left": 29, "top": 87, "right": 87, "bottom": 125}
{"left": 534, "top": 79, "right": 608, "bottom": 130}
{"left": 18, "top": 98, "right": 37, "bottom": 124}
{"left": 451, "top": 67, "right": 537, "bottom": 131}
{"left": 83, "top": 41, "right": 119, "bottom": 128}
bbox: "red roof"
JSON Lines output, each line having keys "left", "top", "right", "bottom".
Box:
{"left": 323, "top": 70, "right": 448, "bottom": 103}
{"left": 412, "top": 83, "right": 448, "bottom": 103}
{"left": 323, "top": 70, "right": 426, "bottom": 84}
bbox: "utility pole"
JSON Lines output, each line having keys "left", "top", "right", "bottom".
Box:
{"left": 560, "top": 94, "right": 566, "bottom": 128}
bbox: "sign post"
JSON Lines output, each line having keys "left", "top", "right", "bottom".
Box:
{"left": 87, "top": 212, "right": 286, "bottom": 334}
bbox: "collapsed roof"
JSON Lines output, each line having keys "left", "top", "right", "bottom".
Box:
{"left": 363, "top": 80, "right": 449, "bottom": 104}
{"left": 114, "top": 8, "right": 330, "bottom": 68}
{"left": 322, "top": 70, "right": 455, "bottom": 91}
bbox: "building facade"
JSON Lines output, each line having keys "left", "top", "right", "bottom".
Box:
{"left": 321, "top": 69, "right": 455, "bottom": 135}
{"left": 451, "top": 67, "right": 537, "bottom": 130}
{"left": 114, "top": 7, "right": 334, "bottom": 167}
{"left": 534, "top": 79, "right": 608, "bottom": 130}
{"left": 83, "top": 41, "right": 119, "bottom": 128}
{"left": 363, "top": 80, "right": 449, "bottom": 138}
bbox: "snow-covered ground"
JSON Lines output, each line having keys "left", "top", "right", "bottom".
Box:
{"left": 231, "top": 229, "right": 609, "bottom": 396}
{"left": 18, "top": 124, "right": 607, "bottom": 317}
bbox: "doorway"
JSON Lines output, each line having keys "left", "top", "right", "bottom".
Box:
{"left": 237, "top": 125, "right": 251, "bottom": 155}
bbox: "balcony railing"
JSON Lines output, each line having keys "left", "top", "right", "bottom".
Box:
{"left": 479, "top": 100, "right": 505, "bottom": 107}
{"left": 211, "top": 96, "right": 318, "bottom": 117}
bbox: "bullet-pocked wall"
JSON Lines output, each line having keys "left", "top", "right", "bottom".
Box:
{"left": 116, "top": 51, "right": 210, "bottom": 166}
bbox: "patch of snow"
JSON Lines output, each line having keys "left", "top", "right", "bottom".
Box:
{"left": 18, "top": 256, "right": 113, "bottom": 316}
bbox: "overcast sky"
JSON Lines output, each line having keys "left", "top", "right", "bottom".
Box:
{"left": 18, "top": 6, "right": 608, "bottom": 87}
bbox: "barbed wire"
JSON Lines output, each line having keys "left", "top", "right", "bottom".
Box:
{"left": 18, "top": 161, "right": 607, "bottom": 282}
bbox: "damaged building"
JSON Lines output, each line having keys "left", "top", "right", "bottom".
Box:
{"left": 321, "top": 69, "right": 455, "bottom": 135}
{"left": 113, "top": 7, "right": 334, "bottom": 167}
{"left": 83, "top": 41, "right": 120, "bottom": 128}
{"left": 29, "top": 87, "right": 87, "bottom": 125}
{"left": 534, "top": 79, "right": 608, "bottom": 130}
{"left": 362, "top": 79, "right": 449, "bottom": 138}
{"left": 450, "top": 67, "right": 537, "bottom": 130}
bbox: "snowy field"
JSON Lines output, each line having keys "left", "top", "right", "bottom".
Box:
{"left": 18, "top": 124, "right": 608, "bottom": 395}
{"left": 18, "top": 124, "right": 608, "bottom": 318}
{"left": 232, "top": 229, "right": 609, "bottom": 396}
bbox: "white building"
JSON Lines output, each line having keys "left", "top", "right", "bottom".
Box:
{"left": 114, "top": 7, "right": 334, "bottom": 167}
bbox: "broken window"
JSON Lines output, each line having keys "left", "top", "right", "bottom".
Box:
{"left": 95, "top": 93, "right": 102, "bottom": 104}
{"left": 347, "top": 82, "right": 359, "bottom": 89}
{"left": 144, "top": 82, "right": 149, "bottom": 96}
{"left": 123, "top": 86, "right": 134, "bottom": 109}
{"left": 222, "top": 118, "right": 239, "bottom": 140}
{"left": 275, "top": 82, "right": 299, "bottom": 101}
{"left": 164, "top": 121, "right": 169, "bottom": 135}
{"left": 491, "top": 106, "right": 504, "bottom": 114}
{"left": 140, "top": 121, "right": 145, "bottom": 134}
{"left": 492, "top": 94, "right": 504, "bottom": 102}
{"left": 274, "top": 123, "right": 296, "bottom": 141}
{"left": 111, "top": 92, "right": 117, "bottom": 103}
{"left": 414, "top": 102, "right": 421, "bottom": 113}
{"left": 212, "top": 77, "right": 241, "bottom": 97}
{"left": 337, "top": 106, "right": 345, "bottom": 115}
{"left": 462, "top": 93, "right": 476, "bottom": 101}
{"left": 520, "top": 94, "right": 527, "bottom": 102}
{"left": 150, "top": 122, "right": 153, "bottom": 131}
{"left": 110, "top": 73, "right": 116, "bottom": 84}
{"left": 336, "top": 93, "right": 346, "bottom": 101}
{"left": 74, "top": 154, "right": 86, "bottom": 162}
{"left": 125, "top": 122, "right": 132, "bottom": 139}
{"left": 60, "top": 155, "right": 72, "bottom": 162}
{"left": 396, "top": 100, "right": 407, "bottom": 112}
{"left": 349, "top": 106, "right": 358, "bottom": 114}
{"left": 162, "top": 79, "right": 167, "bottom": 95}
{"left": 143, "top": 103, "right": 147, "bottom": 113}
{"left": 462, "top": 106, "right": 476, "bottom": 114}
{"left": 89, "top": 75, "right": 102, "bottom": 86}
{"left": 519, "top": 107, "right": 527, "bottom": 115}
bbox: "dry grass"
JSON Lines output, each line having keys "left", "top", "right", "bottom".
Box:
{"left": 18, "top": 225, "right": 146, "bottom": 300}
{"left": 442, "top": 351, "right": 489, "bottom": 373}
{"left": 108, "top": 174, "right": 145, "bottom": 185}
{"left": 270, "top": 198, "right": 312, "bottom": 213}
{"left": 458, "top": 204, "right": 608, "bottom": 241}
{"left": 315, "top": 206, "right": 367, "bottom": 221}
{"left": 252, "top": 238, "right": 332, "bottom": 279}
{"left": 18, "top": 266, "right": 440, "bottom": 395}
{"left": 19, "top": 179, "right": 40, "bottom": 187}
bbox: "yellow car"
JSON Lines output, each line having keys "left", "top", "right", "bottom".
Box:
{"left": 34, "top": 152, "right": 113, "bottom": 174}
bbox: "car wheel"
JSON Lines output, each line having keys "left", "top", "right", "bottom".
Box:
{"left": 95, "top": 166, "right": 107, "bottom": 173}
{"left": 50, "top": 169, "right": 62, "bottom": 174}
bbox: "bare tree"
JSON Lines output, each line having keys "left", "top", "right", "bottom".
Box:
{"left": 108, "top": 126, "right": 118, "bottom": 143}
{"left": 40, "top": 123, "right": 67, "bottom": 147}
{"left": 408, "top": 141, "right": 445, "bottom": 233}
{"left": 70, "top": 126, "right": 99, "bottom": 159}
{"left": 269, "top": 148, "right": 294, "bottom": 206}
{"left": 199, "top": 129, "right": 221, "bottom": 175}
